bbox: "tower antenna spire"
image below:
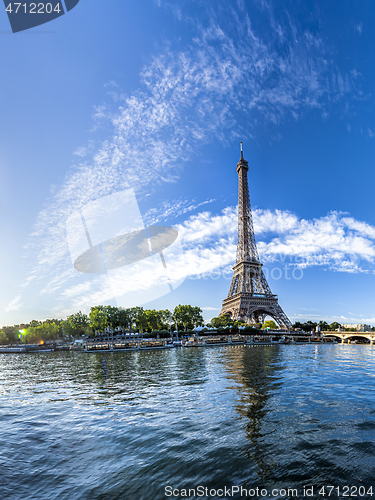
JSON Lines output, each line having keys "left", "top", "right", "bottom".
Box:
{"left": 219, "top": 147, "right": 292, "bottom": 329}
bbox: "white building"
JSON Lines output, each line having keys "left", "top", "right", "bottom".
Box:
{"left": 341, "top": 324, "right": 372, "bottom": 332}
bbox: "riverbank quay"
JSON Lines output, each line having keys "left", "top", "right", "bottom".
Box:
{"left": 81, "top": 334, "right": 284, "bottom": 352}
{"left": 0, "top": 333, "right": 338, "bottom": 354}
{"left": 76, "top": 332, "right": 338, "bottom": 353}
{"left": 181, "top": 333, "right": 338, "bottom": 347}
{"left": 0, "top": 342, "right": 66, "bottom": 353}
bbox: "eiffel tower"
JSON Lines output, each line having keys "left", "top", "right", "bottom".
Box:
{"left": 219, "top": 144, "right": 292, "bottom": 329}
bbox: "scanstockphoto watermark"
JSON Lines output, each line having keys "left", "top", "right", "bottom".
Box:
{"left": 165, "top": 485, "right": 373, "bottom": 498}
{"left": 190, "top": 265, "right": 304, "bottom": 282}
{"left": 3, "top": 0, "right": 80, "bottom": 33}
{"left": 165, "top": 485, "right": 315, "bottom": 497}
{"left": 66, "top": 189, "right": 186, "bottom": 308}
{"left": 189, "top": 251, "right": 362, "bottom": 282}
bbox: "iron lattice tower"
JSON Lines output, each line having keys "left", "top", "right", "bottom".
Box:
{"left": 219, "top": 144, "right": 292, "bottom": 329}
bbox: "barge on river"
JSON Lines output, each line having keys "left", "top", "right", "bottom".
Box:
{"left": 84, "top": 339, "right": 175, "bottom": 353}
{"left": 182, "top": 335, "right": 278, "bottom": 347}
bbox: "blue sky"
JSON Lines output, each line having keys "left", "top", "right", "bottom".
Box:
{"left": 2, "top": 0, "right": 375, "bottom": 327}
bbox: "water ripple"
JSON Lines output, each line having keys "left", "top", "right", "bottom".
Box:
{"left": 1, "top": 345, "right": 375, "bottom": 499}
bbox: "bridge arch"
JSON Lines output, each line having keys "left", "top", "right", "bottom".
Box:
{"left": 322, "top": 332, "right": 375, "bottom": 344}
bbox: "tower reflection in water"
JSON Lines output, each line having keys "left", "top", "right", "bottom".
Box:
{"left": 224, "top": 346, "right": 283, "bottom": 481}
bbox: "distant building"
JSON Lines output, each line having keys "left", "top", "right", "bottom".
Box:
{"left": 341, "top": 323, "right": 372, "bottom": 332}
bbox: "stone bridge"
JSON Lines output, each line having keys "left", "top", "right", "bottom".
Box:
{"left": 322, "top": 331, "right": 375, "bottom": 344}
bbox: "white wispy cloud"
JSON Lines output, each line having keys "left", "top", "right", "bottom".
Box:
{"left": 143, "top": 198, "right": 215, "bottom": 226}
{"left": 177, "top": 208, "right": 375, "bottom": 276}
{"left": 5, "top": 294, "right": 22, "bottom": 313}
{"left": 9, "top": 202, "right": 375, "bottom": 317}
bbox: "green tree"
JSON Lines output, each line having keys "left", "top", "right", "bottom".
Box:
{"left": 173, "top": 305, "right": 204, "bottom": 331}
{"left": 68, "top": 311, "right": 89, "bottom": 329}
{"left": 0, "top": 331, "right": 9, "bottom": 344}
{"left": 2, "top": 326, "right": 18, "bottom": 343}
{"left": 29, "top": 320, "right": 40, "bottom": 328}
{"left": 329, "top": 322, "right": 341, "bottom": 331}
{"left": 127, "top": 308, "right": 138, "bottom": 333}
{"left": 89, "top": 306, "right": 108, "bottom": 333}
{"left": 299, "top": 321, "right": 317, "bottom": 332}
{"left": 105, "top": 306, "right": 120, "bottom": 329}
{"left": 262, "top": 320, "right": 277, "bottom": 330}
{"left": 61, "top": 320, "right": 77, "bottom": 340}
{"left": 244, "top": 324, "right": 259, "bottom": 334}
{"left": 158, "top": 309, "right": 173, "bottom": 331}
{"left": 211, "top": 315, "right": 233, "bottom": 328}
{"left": 118, "top": 308, "right": 130, "bottom": 331}
{"left": 21, "top": 328, "right": 42, "bottom": 344}
{"left": 191, "top": 306, "right": 204, "bottom": 328}
{"left": 292, "top": 322, "right": 303, "bottom": 330}
{"left": 34, "top": 322, "right": 61, "bottom": 341}
{"left": 145, "top": 309, "right": 159, "bottom": 332}
{"left": 133, "top": 307, "right": 147, "bottom": 333}
{"left": 20, "top": 322, "right": 61, "bottom": 343}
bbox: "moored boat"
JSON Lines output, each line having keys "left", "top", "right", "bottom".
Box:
{"left": 182, "top": 337, "right": 205, "bottom": 347}
{"left": 84, "top": 339, "right": 175, "bottom": 352}
{"left": 0, "top": 346, "right": 27, "bottom": 353}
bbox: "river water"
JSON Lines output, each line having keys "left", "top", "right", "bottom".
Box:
{"left": 1, "top": 344, "right": 375, "bottom": 500}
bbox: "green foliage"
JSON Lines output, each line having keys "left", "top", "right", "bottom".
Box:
{"left": 292, "top": 321, "right": 317, "bottom": 332}
{"left": 329, "top": 322, "right": 341, "bottom": 331}
{"left": 262, "top": 320, "right": 277, "bottom": 330}
{"left": 105, "top": 306, "right": 120, "bottom": 327}
{"left": 173, "top": 305, "right": 204, "bottom": 331}
{"left": 4, "top": 303, "right": 263, "bottom": 342}
{"left": 292, "top": 320, "right": 344, "bottom": 332}
{"left": 150, "top": 329, "right": 170, "bottom": 339}
{"left": 68, "top": 311, "right": 89, "bottom": 329}
{"left": 0, "top": 331, "right": 9, "bottom": 344}
{"left": 143, "top": 332, "right": 154, "bottom": 339}
{"left": 217, "top": 326, "right": 227, "bottom": 334}
{"left": 21, "top": 328, "right": 42, "bottom": 344}
{"left": 211, "top": 315, "right": 247, "bottom": 329}
{"left": 244, "top": 325, "right": 260, "bottom": 334}
{"left": 61, "top": 319, "right": 86, "bottom": 340}
{"left": 143, "top": 330, "right": 170, "bottom": 339}
{"left": 133, "top": 307, "right": 147, "bottom": 333}
{"left": 87, "top": 306, "right": 174, "bottom": 334}
{"left": 20, "top": 321, "right": 61, "bottom": 343}
{"left": 1, "top": 326, "right": 19, "bottom": 343}
{"left": 145, "top": 309, "right": 160, "bottom": 331}
{"left": 9, "top": 310, "right": 366, "bottom": 344}
{"left": 89, "top": 306, "right": 108, "bottom": 333}
{"left": 319, "top": 321, "right": 329, "bottom": 331}
{"left": 211, "top": 315, "right": 232, "bottom": 328}
{"left": 159, "top": 309, "right": 173, "bottom": 328}
{"left": 29, "top": 320, "right": 40, "bottom": 328}
{"left": 118, "top": 308, "right": 130, "bottom": 329}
